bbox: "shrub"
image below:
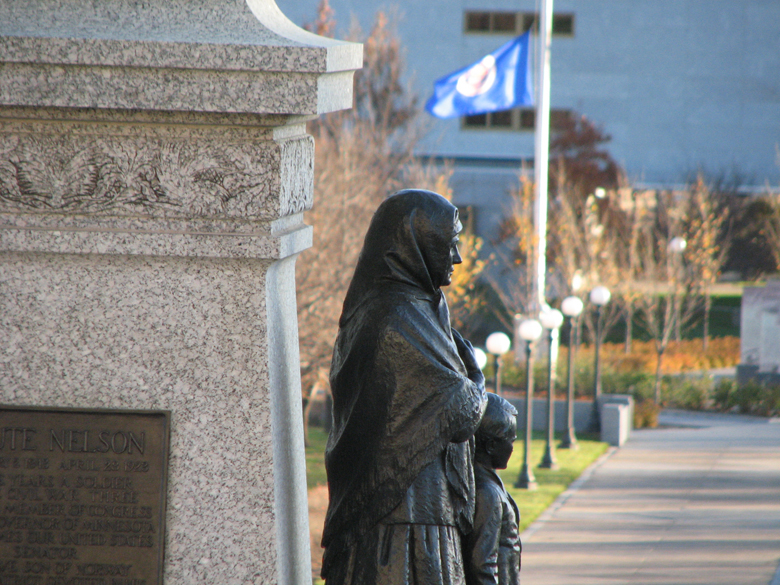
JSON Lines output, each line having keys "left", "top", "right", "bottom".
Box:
{"left": 712, "top": 378, "right": 736, "bottom": 411}
{"left": 602, "top": 369, "right": 654, "bottom": 400}
{"left": 574, "top": 337, "right": 741, "bottom": 375}
{"left": 498, "top": 335, "right": 743, "bottom": 412}
{"left": 731, "top": 381, "right": 780, "bottom": 416}
{"left": 711, "top": 378, "right": 780, "bottom": 417}
{"left": 732, "top": 381, "right": 765, "bottom": 414}
{"left": 664, "top": 376, "right": 712, "bottom": 410}
{"left": 634, "top": 400, "right": 660, "bottom": 428}
{"left": 763, "top": 385, "right": 780, "bottom": 417}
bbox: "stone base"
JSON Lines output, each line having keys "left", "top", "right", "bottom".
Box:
{"left": 736, "top": 364, "right": 780, "bottom": 386}
{"left": 600, "top": 403, "right": 631, "bottom": 447}
{"left": 1, "top": 251, "right": 310, "bottom": 583}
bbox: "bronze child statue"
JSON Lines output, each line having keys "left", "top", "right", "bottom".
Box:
{"left": 321, "top": 189, "right": 488, "bottom": 585}
{"left": 463, "top": 393, "right": 522, "bottom": 585}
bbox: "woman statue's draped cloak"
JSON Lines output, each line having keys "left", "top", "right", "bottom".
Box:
{"left": 321, "top": 190, "right": 487, "bottom": 585}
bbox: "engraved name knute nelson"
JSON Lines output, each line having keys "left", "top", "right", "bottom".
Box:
{"left": 1, "top": 427, "right": 147, "bottom": 457}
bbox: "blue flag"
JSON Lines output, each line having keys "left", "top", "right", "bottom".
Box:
{"left": 425, "top": 31, "right": 534, "bottom": 119}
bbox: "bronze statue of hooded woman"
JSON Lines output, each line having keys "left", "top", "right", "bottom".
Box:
{"left": 321, "top": 189, "right": 488, "bottom": 585}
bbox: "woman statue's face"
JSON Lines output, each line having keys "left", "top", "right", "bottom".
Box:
{"left": 431, "top": 217, "right": 463, "bottom": 288}
{"left": 441, "top": 231, "right": 463, "bottom": 287}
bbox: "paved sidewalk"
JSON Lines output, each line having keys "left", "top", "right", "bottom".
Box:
{"left": 519, "top": 411, "right": 780, "bottom": 585}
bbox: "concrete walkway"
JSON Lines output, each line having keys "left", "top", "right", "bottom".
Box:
{"left": 520, "top": 410, "right": 780, "bottom": 585}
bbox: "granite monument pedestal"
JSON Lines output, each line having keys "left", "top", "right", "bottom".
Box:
{"left": 0, "top": 2, "right": 361, "bottom": 583}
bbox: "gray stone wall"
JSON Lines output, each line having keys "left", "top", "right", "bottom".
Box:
{"left": 739, "top": 280, "right": 780, "bottom": 386}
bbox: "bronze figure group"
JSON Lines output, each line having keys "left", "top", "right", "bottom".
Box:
{"left": 321, "top": 190, "right": 522, "bottom": 585}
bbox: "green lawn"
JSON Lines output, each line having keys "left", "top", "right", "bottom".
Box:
{"left": 500, "top": 432, "right": 609, "bottom": 531}
{"left": 306, "top": 426, "right": 608, "bottom": 531}
{"left": 305, "top": 427, "right": 329, "bottom": 489}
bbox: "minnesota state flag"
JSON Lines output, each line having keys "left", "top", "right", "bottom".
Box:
{"left": 425, "top": 31, "right": 534, "bottom": 119}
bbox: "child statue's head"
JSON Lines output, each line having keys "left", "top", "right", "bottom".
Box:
{"left": 475, "top": 393, "right": 518, "bottom": 470}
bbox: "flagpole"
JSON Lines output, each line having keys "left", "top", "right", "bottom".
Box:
{"left": 533, "top": 0, "right": 553, "bottom": 315}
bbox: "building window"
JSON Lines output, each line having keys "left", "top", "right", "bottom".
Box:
{"left": 463, "top": 112, "right": 515, "bottom": 130}
{"left": 491, "top": 110, "right": 513, "bottom": 128}
{"left": 465, "top": 12, "right": 490, "bottom": 32}
{"left": 462, "top": 108, "right": 572, "bottom": 132}
{"left": 464, "top": 10, "right": 574, "bottom": 37}
{"left": 519, "top": 109, "right": 535, "bottom": 130}
{"left": 464, "top": 11, "right": 575, "bottom": 36}
{"left": 463, "top": 113, "right": 489, "bottom": 128}
{"left": 521, "top": 12, "right": 575, "bottom": 36}
{"left": 492, "top": 12, "right": 517, "bottom": 33}
{"left": 552, "top": 14, "right": 575, "bottom": 36}
{"left": 465, "top": 11, "right": 517, "bottom": 33}
{"left": 521, "top": 13, "right": 537, "bottom": 33}
{"left": 550, "top": 109, "right": 571, "bottom": 129}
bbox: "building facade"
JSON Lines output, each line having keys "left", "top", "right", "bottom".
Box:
{"left": 279, "top": 0, "right": 780, "bottom": 242}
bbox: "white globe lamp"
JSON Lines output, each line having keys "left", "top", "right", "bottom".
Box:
{"left": 486, "top": 332, "right": 512, "bottom": 356}
{"left": 561, "top": 296, "right": 584, "bottom": 318}
{"left": 539, "top": 308, "right": 564, "bottom": 330}
{"left": 518, "top": 319, "right": 543, "bottom": 342}
{"left": 589, "top": 285, "right": 611, "bottom": 307}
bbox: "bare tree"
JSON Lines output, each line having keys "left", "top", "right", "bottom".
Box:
{"left": 617, "top": 188, "right": 654, "bottom": 353}
{"left": 682, "top": 176, "right": 730, "bottom": 350}
{"left": 489, "top": 173, "right": 538, "bottom": 329}
{"left": 490, "top": 162, "right": 624, "bottom": 342}
{"left": 633, "top": 191, "right": 697, "bottom": 402}
{"left": 547, "top": 112, "right": 625, "bottom": 343}
{"left": 547, "top": 168, "right": 624, "bottom": 345}
{"left": 758, "top": 150, "right": 780, "bottom": 272}
{"left": 761, "top": 197, "right": 780, "bottom": 271}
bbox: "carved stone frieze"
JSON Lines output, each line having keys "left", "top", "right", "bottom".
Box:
{"left": 0, "top": 125, "right": 314, "bottom": 221}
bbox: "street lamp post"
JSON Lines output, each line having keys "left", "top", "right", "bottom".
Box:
{"left": 539, "top": 308, "right": 564, "bottom": 469}
{"left": 668, "top": 236, "right": 687, "bottom": 343}
{"left": 515, "top": 318, "right": 543, "bottom": 490}
{"left": 560, "top": 296, "right": 584, "bottom": 449}
{"left": 486, "top": 332, "right": 512, "bottom": 396}
{"left": 589, "top": 286, "right": 611, "bottom": 432}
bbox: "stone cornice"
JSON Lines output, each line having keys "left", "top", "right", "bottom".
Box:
{"left": 0, "top": 0, "right": 362, "bottom": 116}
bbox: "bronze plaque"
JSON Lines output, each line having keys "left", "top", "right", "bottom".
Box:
{"left": 0, "top": 406, "right": 170, "bottom": 585}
